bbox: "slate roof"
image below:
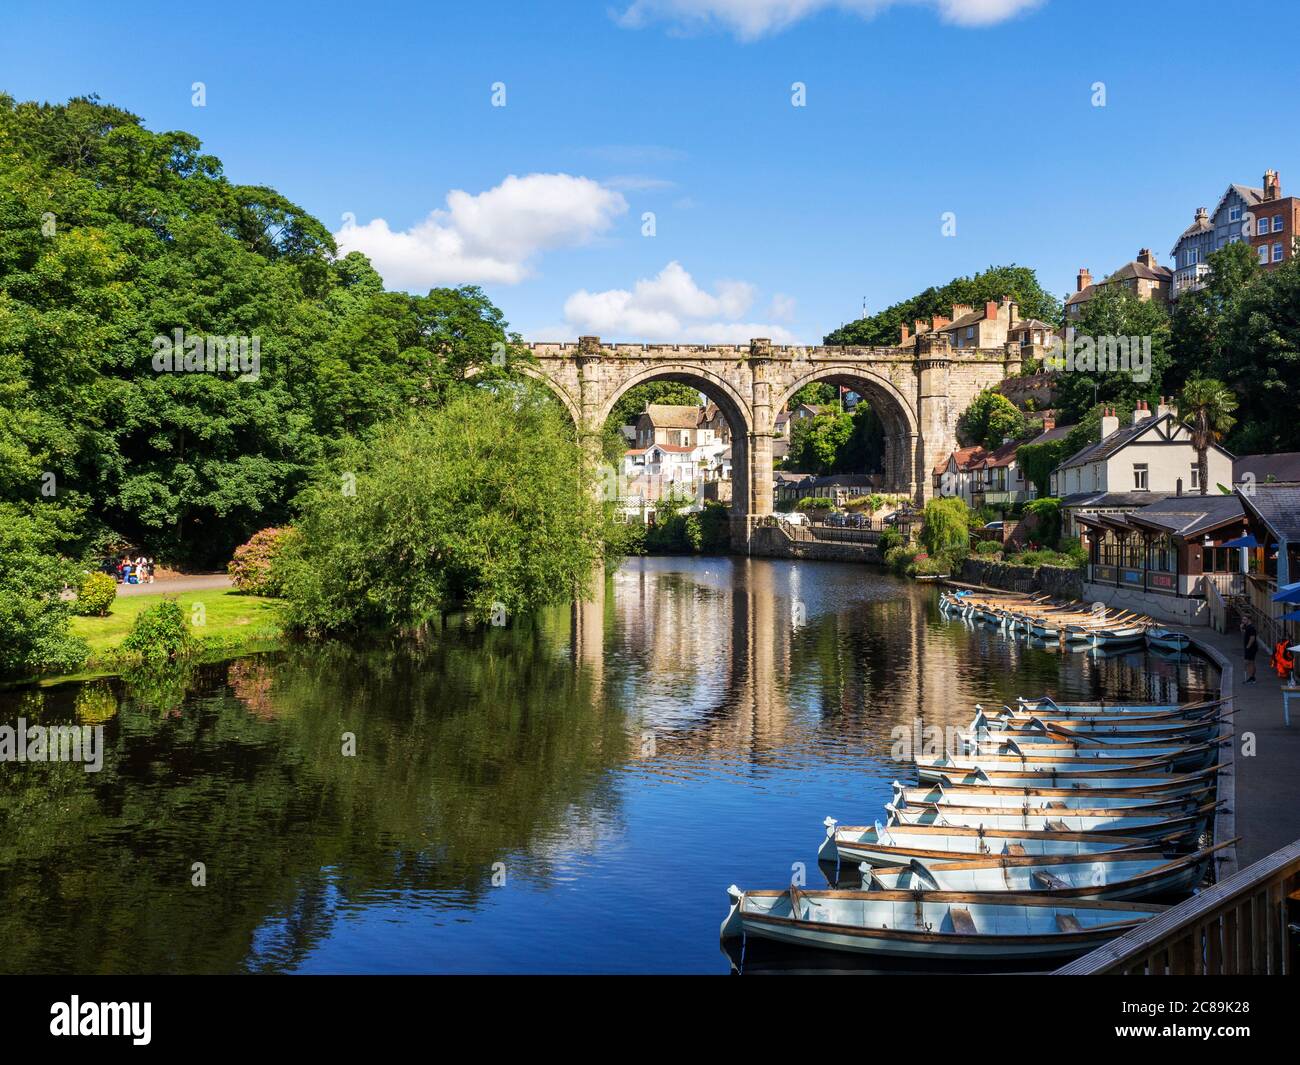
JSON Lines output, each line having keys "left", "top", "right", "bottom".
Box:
{"left": 1060, "top": 491, "right": 1172, "bottom": 509}
{"left": 1057, "top": 415, "right": 1160, "bottom": 469}
{"left": 1233, "top": 452, "right": 1300, "bottom": 484}
{"left": 1240, "top": 483, "right": 1300, "bottom": 542}
{"left": 1122, "top": 494, "right": 1246, "bottom": 538}
{"left": 1022, "top": 422, "right": 1074, "bottom": 448}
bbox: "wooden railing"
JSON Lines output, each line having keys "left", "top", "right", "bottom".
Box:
{"left": 1201, "top": 571, "right": 1245, "bottom": 598}
{"left": 1055, "top": 840, "right": 1300, "bottom": 974}
{"left": 1204, "top": 572, "right": 1230, "bottom": 634}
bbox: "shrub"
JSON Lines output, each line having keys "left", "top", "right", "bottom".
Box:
{"left": 796, "top": 496, "right": 834, "bottom": 511}
{"left": 1022, "top": 497, "right": 1062, "bottom": 549}
{"left": 910, "top": 555, "right": 951, "bottom": 577}
{"left": 884, "top": 545, "right": 919, "bottom": 576}
{"left": 975, "top": 539, "right": 1003, "bottom": 556}
{"left": 0, "top": 505, "right": 88, "bottom": 678}
{"left": 878, "top": 527, "right": 904, "bottom": 555}
{"left": 921, "top": 497, "right": 971, "bottom": 558}
{"left": 73, "top": 571, "right": 118, "bottom": 616}
{"left": 228, "top": 527, "right": 290, "bottom": 596}
{"left": 120, "top": 600, "right": 197, "bottom": 661}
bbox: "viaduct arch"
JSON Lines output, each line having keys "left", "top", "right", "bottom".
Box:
{"left": 510, "top": 332, "right": 1015, "bottom": 548}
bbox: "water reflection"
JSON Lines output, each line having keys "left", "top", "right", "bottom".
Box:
{"left": 0, "top": 558, "right": 1215, "bottom": 974}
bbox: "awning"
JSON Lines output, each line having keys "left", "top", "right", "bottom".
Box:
{"left": 1272, "top": 581, "right": 1300, "bottom": 604}
{"left": 1219, "top": 534, "right": 1259, "bottom": 548}
{"left": 1281, "top": 610, "right": 1300, "bottom": 622}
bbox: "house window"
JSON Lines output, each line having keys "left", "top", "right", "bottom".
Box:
{"left": 1274, "top": 242, "right": 1285, "bottom": 263}
{"left": 1133, "top": 463, "right": 1149, "bottom": 491}
{"left": 1260, "top": 244, "right": 1271, "bottom": 264}
{"left": 1273, "top": 216, "right": 1285, "bottom": 233}
{"left": 965, "top": 326, "right": 975, "bottom": 341}
{"left": 1190, "top": 464, "right": 1200, "bottom": 489}
{"left": 680, "top": 432, "right": 689, "bottom": 446}
{"left": 1186, "top": 249, "right": 1199, "bottom": 266}
{"left": 1229, "top": 206, "right": 1242, "bottom": 222}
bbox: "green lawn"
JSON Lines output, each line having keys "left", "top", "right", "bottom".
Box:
{"left": 71, "top": 588, "right": 286, "bottom": 658}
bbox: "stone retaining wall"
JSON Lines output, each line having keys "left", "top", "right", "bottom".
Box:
{"left": 748, "top": 525, "right": 881, "bottom": 563}
{"left": 959, "top": 557, "right": 1083, "bottom": 599}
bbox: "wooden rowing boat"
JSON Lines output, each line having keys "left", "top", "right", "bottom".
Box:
{"left": 886, "top": 803, "right": 1216, "bottom": 838}
{"left": 720, "top": 886, "right": 1166, "bottom": 961}
{"left": 916, "top": 745, "right": 1217, "bottom": 780}
{"left": 819, "top": 819, "right": 1162, "bottom": 867}
{"left": 897, "top": 770, "right": 1218, "bottom": 801}
{"left": 859, "top": 842, "right": 1229, "bottom": 901}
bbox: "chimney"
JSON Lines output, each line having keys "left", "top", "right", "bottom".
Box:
{"left": 1100, "top": 407, "right": 1120, "bottom": 441}
{"left": 1195, "top": 206, "right": 1209, "bottom": 224}
{"left": 1136, "top": 248, "right": 1157, "bottom": 268}
{"left": 985, "top": 300, "right": 999, "bottom": 321}
{"left": 1133, "top": 399, "right": 1152, "bottom": 425}
{"left": 900, "top": 323, "right": 911, "bottom": 343}
{"left": 1041, "top": 414, "right": 1056, "bottom": 432}
{"left": 951, "top": 304, "right": 973, "bottom": 320}
{"left": 1265, "top": 169, "right": 1281, "bottom": 201}
{"left": 1077, "top": 268, "right": 1092, "bottom": 292}
{"left": 1155, "top": 395, "right": 1173, "bottom": 419}
{"left": 913, "top": 318, "right": 929, "bottom": 336}
{"left": 931, "top": 314, "right": 950, "bottom": 331}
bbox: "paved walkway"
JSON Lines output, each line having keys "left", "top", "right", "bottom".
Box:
{"left": 116, "top": 574, "right": 233, "bottom": 597}
{"left": 1193, "top": 625, "right": 1300, "bottom": 868}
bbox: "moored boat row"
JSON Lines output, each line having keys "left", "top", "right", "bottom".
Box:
{"left": 721, "top": 692, "right": 1229, "bottom": 965}
{"left": 938, "top": 588, "right": 1195, "bottom": 655}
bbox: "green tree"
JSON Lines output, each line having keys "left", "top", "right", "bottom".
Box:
{"left": 1053, "top": 286, "right": 1171, "bottom": 422}
{"left": 276, "top": 386, "right": 604, "bottom": 635}
{"left": 0, "top": 504, "right": 88, "bottom": 677}
{"left": 825, "top": 265, "right": 1061, "bottom": 346}
{"left": 786, "top": 411, "right": 853, "bottom": 474}
{"left": 1177, "top": 378, "right": 1238, "bottom": 496}
{"left": 920, "top": 497, "right": 971, "bottom": 558}
{"left": 958, "top": 389, "right": 1027, "bottom": 449}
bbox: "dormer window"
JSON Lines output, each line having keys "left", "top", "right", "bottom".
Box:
{"left": 1229, "top": 205, "right": 1242, "bottom": 222}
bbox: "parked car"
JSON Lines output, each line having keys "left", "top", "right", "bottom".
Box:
{"left": 983, "top": 520, "right": 1005, "bottom": 532}
{"left": 783, "top": 511, "right": 810, "bottom": 526}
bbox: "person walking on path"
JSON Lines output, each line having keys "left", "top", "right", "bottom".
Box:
{"left": 1242, "top": 617, "right": 1259, "bottom": 684}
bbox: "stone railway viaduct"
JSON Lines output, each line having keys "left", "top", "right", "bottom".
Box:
{"left": 514, "top": 332, "right": 1016, "bottom": 546}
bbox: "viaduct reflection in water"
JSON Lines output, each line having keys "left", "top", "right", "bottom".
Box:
{"left": 0, "top": 558, "right": 1213, "bottom": 974}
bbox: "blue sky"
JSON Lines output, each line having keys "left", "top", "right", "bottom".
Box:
{"left": 5, "top": 0, "right": 1300, "bottom": 343}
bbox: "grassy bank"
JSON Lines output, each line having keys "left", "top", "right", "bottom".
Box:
{"left": 70, "top": 588, "right": 286, "bottom": 665}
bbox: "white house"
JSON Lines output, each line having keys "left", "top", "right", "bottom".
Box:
{"left": 1053, "top": 401, "right": 1234, "bottom": 537}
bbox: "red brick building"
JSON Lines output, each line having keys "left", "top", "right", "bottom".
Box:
{"left": 1249, "top": 169, "right": 1300, "bottom": 270}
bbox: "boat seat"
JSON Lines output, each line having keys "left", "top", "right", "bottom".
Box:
{"left": 947, "top": 906, "right": 977, "bottom": 934}
{"left": 1045, "top": 820, "right": 1070, "bottom": 832}
{"left": 1055, "top": 913, "right": 1083, "bottom": 933}
{"left": 1032, "top": 870, "right": 1071, "bottom": 890}
{"left": 1004, "top": 844, "right": 1027, "bottom": 856}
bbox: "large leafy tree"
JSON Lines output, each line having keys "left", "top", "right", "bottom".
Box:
{"left": 1053, "top": 285, "right": 1171, "bottom": 422}
{"left": 276, "top": 386, "right": 606, "bottom": 636}
{"left": 825, "top": 265, "right": 1062, "bottom": 346}
{"left": 1171, "top": 242, "right": 1300, "bottom": 452}
{"left": 0, "top": 94, "right": 517, "bottom": 566}
{"left": 958, "top": 389, "right": 1027, "bottom": 449}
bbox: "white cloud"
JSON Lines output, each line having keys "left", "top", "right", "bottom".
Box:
{"left": 561, "top": 261, "right": 800, "bottom": 342}
{"left": 335, "top": 174, "right": 627, "bottom": 289}
{"left": 768, "top": 293, "right": 797, "bottom": 322}
{"left": 616, "top": 0, "right": 1043, "bottom": 39}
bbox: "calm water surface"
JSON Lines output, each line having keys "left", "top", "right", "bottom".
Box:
{"left": 0, "top": 558, "right": 1215, "bottom": 974}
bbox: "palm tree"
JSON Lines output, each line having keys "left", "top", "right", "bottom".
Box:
{"left": 1178, "top": 378, "right": 1238, "bottom": 496}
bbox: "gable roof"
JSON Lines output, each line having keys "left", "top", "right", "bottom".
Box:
{"left": 1056, "top": 412, "right": 1233, "bottom": 470}
{"left": 973, "top": 439, "right": 1022, "bottom": 469}
{"left": 1238, "top": 482, "right": 1300, "bottom": 542}
{"left": 934, "top": 444, "right": 987, "bottom": 476}
{"left": 643, "top": 404, "right": 701, "bottom": 429}
{"left": 1022, "top": 422, "right": 1074, "bottom": 448}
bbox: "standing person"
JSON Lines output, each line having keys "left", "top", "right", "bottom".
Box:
{"left": 1242, "top": 617, "right": 1259, "bottom": 684}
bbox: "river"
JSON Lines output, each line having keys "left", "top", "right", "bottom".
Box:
{"left": 0, "top": 557, "right": 1216, "bottom": 974}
